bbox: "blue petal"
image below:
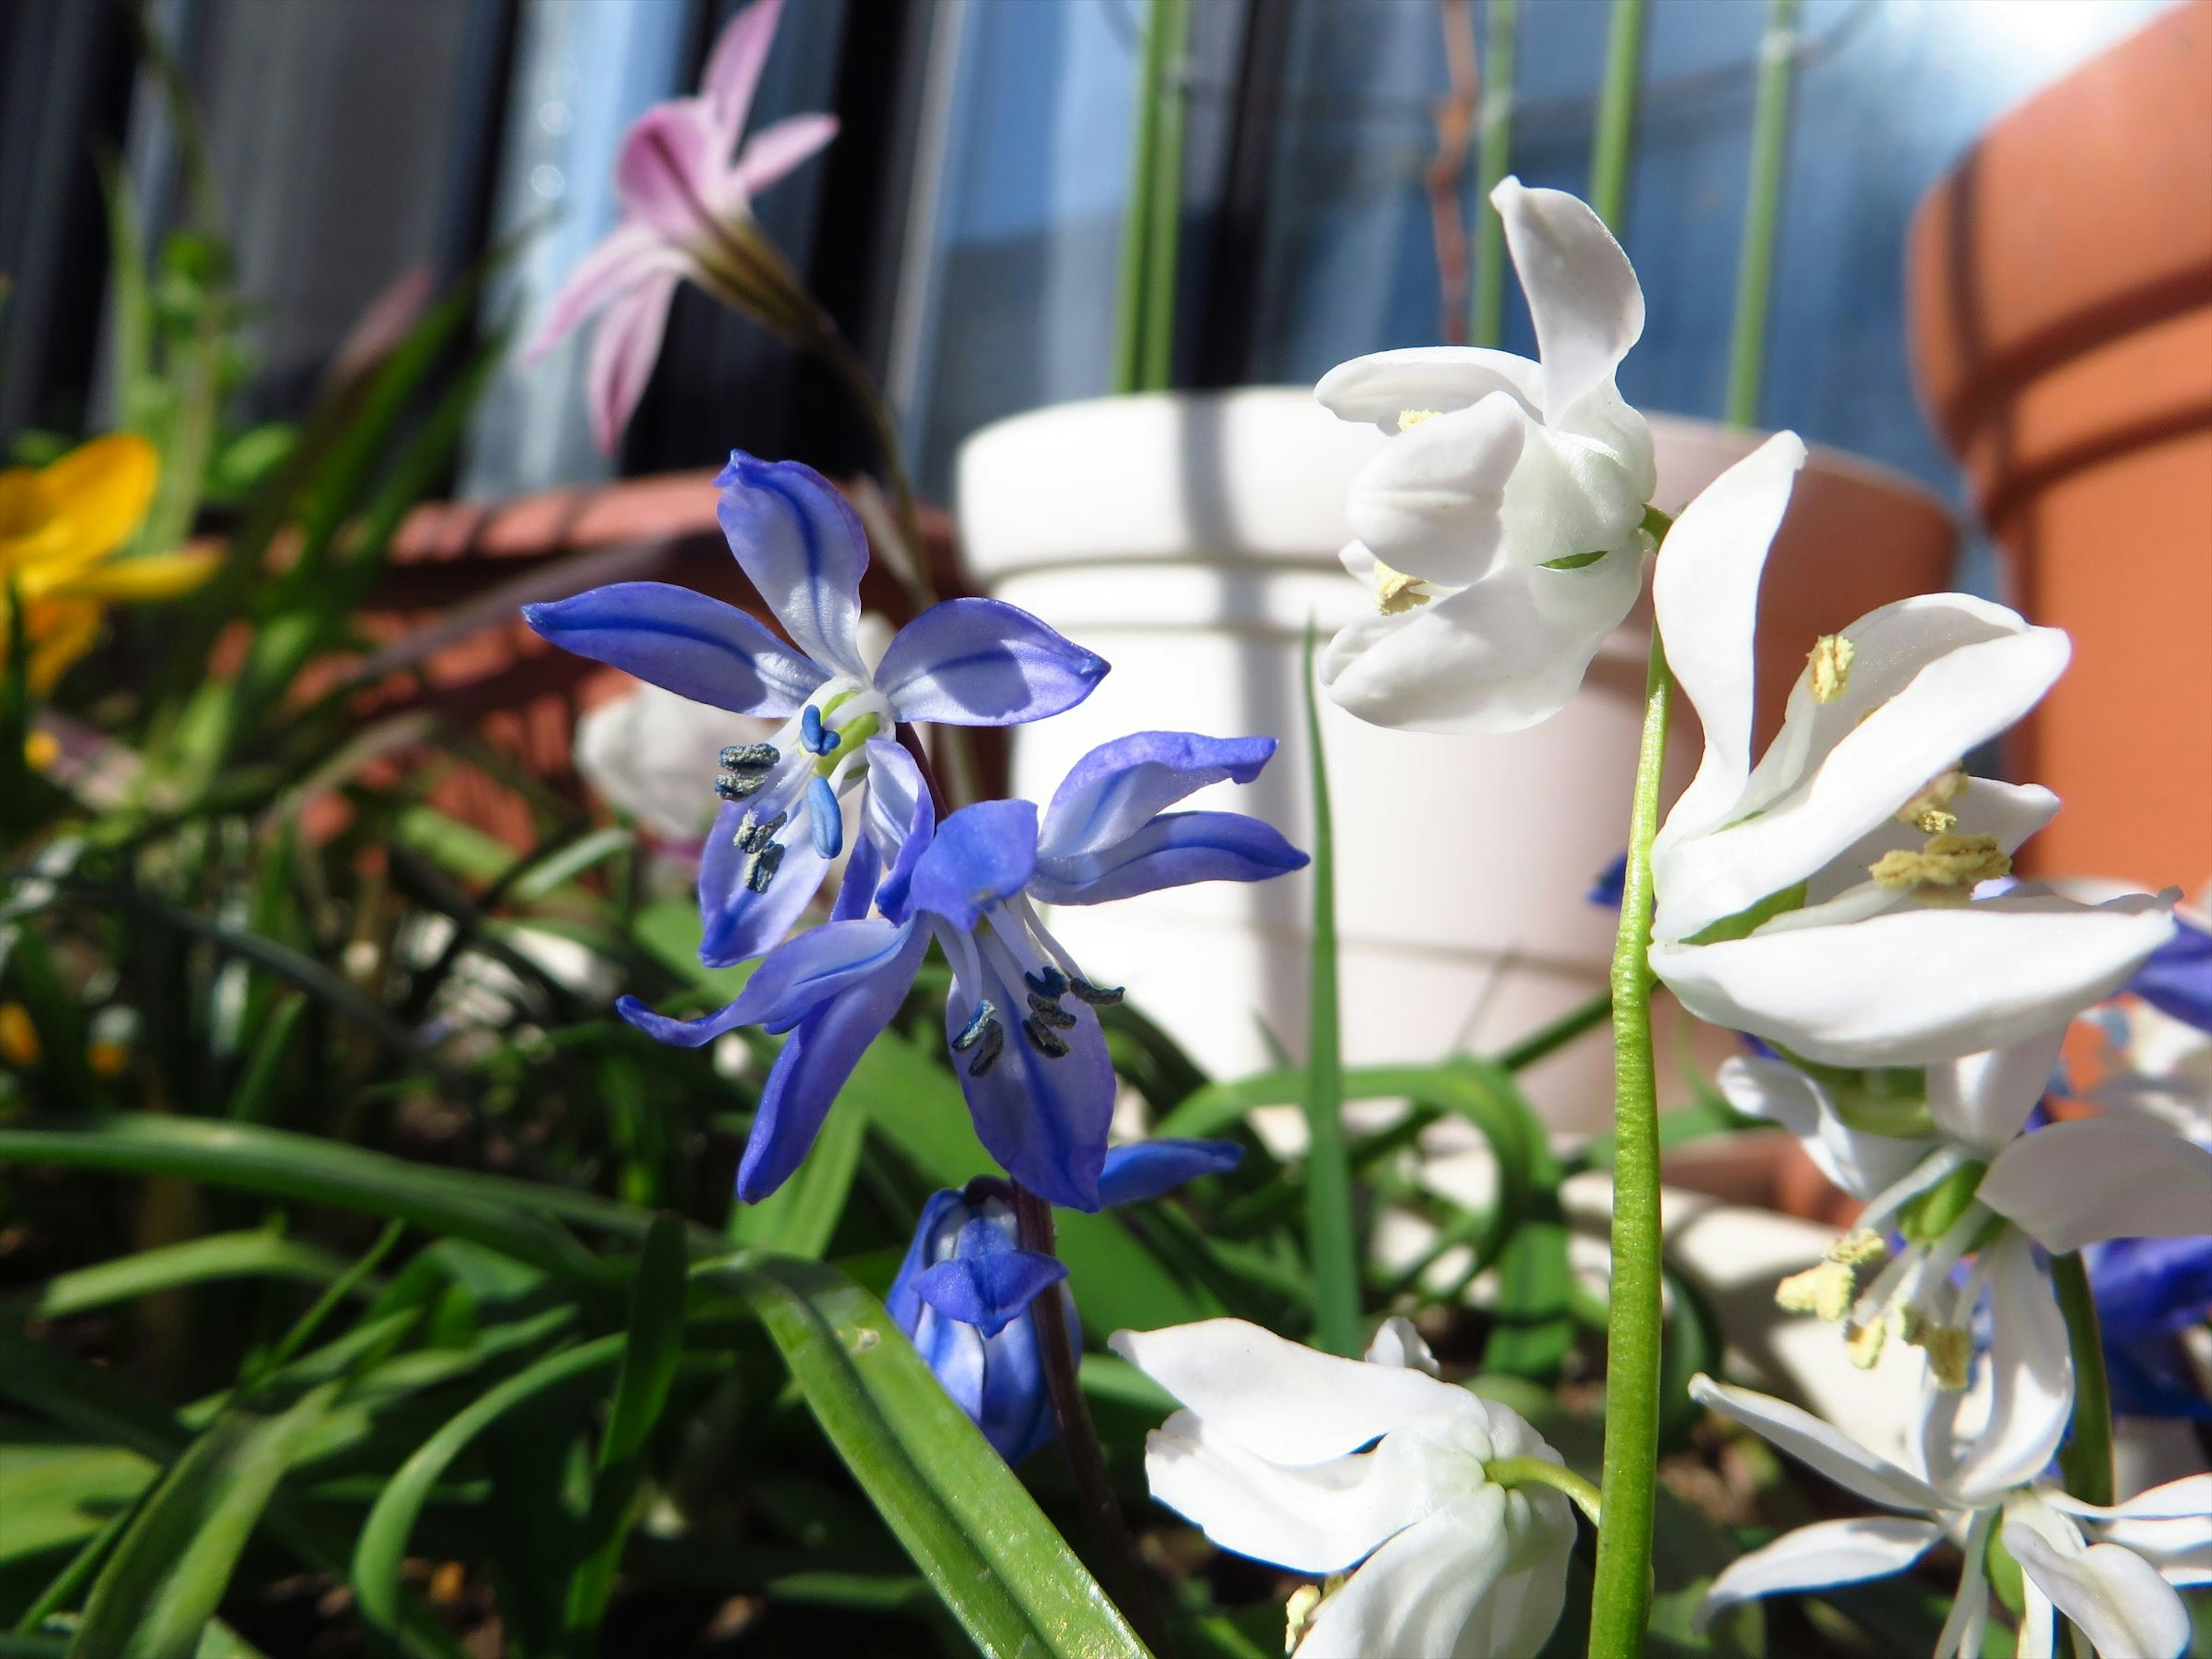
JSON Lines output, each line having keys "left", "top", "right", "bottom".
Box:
{"left": 976, "top": 1290, "right": 1075, "bottom": 1461}
{"left": 714, "top": 452, "right": 871, "bottom": 681}
{"left": 722, "top": 918, "right": 924, "bottom": 1030}
{"left": 914, "top": 1232, "right": 1069, "bottom": 1338}
{"left": 1588, "top": 851, "right": 1628, "bottom": 910}
{"left": 2090, "top": 1236, "right": 2212, "bottom": 1340}
{"left": 1030, "top": 810, "right": 1307, "bottom": 907}
{"left": 830, "top": 831, "right": 882, "bottom": 923}
{"left": 1037, "top": 731, "right": 1277, "bottom": 860}
{"left": 2127, "top": 918, "right": 2212, "bottom": 1033}
{"left": 616, "top": 992, "right": 752, "bottom": 1049}
{"left": 875, "top": 599, "right": 1108, "bottom": 726}
{"left": 908, "top": 800, "right": 1039, "bottom": 931}
{"left": 863, "top": 737, "right": 933, "bottom": 923}
{"left": 948, "top": 956, "right": 1114, "bottom": 1210}
{"left": 885, "top": 1188, "right": 969, "bottom": 1334}
{"left": 736, "top": 923, "right": 929, "bottom": 1202}
{"left": 1097, "top": 1138, "right": 1245, "bottom": 1208}
{"left": 807, "top": 775, "right": 843, "bottom": 858}
{"left": 523, "top": 581, "right": 827, "bottom": 714}
{"left": 697, "top": 798, "right": 831, "bottom": 967}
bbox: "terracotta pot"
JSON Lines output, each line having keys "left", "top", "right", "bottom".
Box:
{"left": 1908, "top": 0, "right": 2212, "bottom": 893}
{"left": 956, "top": 392, "right": 1953, "bottom": 1132}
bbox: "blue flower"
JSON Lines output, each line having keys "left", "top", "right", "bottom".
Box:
{"left": 2127, "top": 916, "right": 2212, "bottom": 1034}
{"left": 1588, "top": 851, "right": 1627, "bottom": 910}
{"left": 2089, "top": 1236, "right": 2212, "bottom": 1420}
{"left": 887, "top": 1139, "right": 1243, "bottom": 1461}
{"left": 620, "top": 731, "right": 1306, "bottom": 1209}
{"left": 524, "top": 453, "right": 1108, "bottom": 967}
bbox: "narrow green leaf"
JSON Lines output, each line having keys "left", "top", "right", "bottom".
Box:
{"left": 1299, "top": 623, "right": 1359, "bottom": 1357}
{"left": 70, "top": 1385, "right": 335, "bottom": 1659}
{"left": 221, "top": 994, "right": 305, "bottom": 1125}
{"left": 564, "top": 1214, "right": 690, "bottom": 1652}
{"left": 508, "top": 826, "right": 634, "bottom": 905}
{"left": 722, "top": 1257, "right": 1146, "bottom": 1659}
{"left": 7, "top": 1231, "right": 355, "bottom": 1323}
{"left": 351, "top": 1339, "right": 623, "bottom": 1640}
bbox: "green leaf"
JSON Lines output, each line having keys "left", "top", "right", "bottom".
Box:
{"left": 70, "top": 1386, "right": 336, "bottom": 1659}
{"left": 722, "top": 1256, "right": 1146, "bottom": 1659}
{"left": 0, "top": 1444, "right": 154, "bottom": 1570}
{"left": 729, "top": 1089, "right": 865, "bottom": 1260}
{"left": 5, "top": 1231, "right": 355, "bottom": 1323}
{"left": 351, "top": 1339, "right": 624, "bottom": 1641}
{"left": 564, "top": 1215, "right": 689, "bottom": 1652}
{"left": 1298, "top": 622, "right": 1359, "bottom": 1357}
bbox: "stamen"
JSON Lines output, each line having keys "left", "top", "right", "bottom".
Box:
{"left": 1371, "top": 556, "right": 1431, "bottom": 615}
{"left": 807, "top": 775, "right": 843, "bottom": 859}
{"left": 735, "top": 811, "right": 786, "bottom": 854}
{"left": 1068, "top": 976, "right": 1124, "bottom": 1006}
{"left": 716, "top": 768, "right": 772, "bottom": 801}
{"left": 1396, "top": 408, "right": 1441, "bottom": 430}
{"left": 952, "top": 1000, "right": 998, "bottom": 1052}
{"left": 1021, "top": 1014, "right": 1071, "bottom": 1059}
{"left": 720, "top": 743, "right": 779, "bottom": 770}
{"left": 745, "top": 843, "right": 785, "bottom": 894}
{"left": 1808, "top": 634, "right": 1855, "bottom": 704}
{"left": 1023, "top": 965, "right": 1069, "bottom": 998}
{"left": 1915, "top": 1325, "right": 1973, "bottom": 1391}
{"left": 1776, "top": 1261, "right": 1859, "bottom": 1323}
{"left": 1827, "top": 1229, "right": 1888, "bottom": 1267}
{"left": 1845, "top": 1313, "right": 1891, "bottom": 1369}
{"left": 801, "top": 704, "right": 835, "bottom": 755}
{"left": 965, "top": 1021, "right": 1005, "bottom": 1077}
{"left": 1025, "top": 991, "right": 1077, "bottom": 1029}
{"left": 1870, "top": 833, "right": 2010, "bottom": 903}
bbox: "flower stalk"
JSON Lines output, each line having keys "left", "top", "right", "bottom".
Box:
{"left": 2051, "top": 1249, "right": 2115, "bottom": 1509}
{"left": 1488, "top": 1456, "right": 1604, "bottom": 1528}
{"left": 1724, "top": 0, "right": 1799, "bottom": 427}
{"left": 1010, "top": 1185, "right": 1173, "bottom": 1658}
{"left": 1587, "top": 601, "right": 1675, "bottom": 1657}
{"left": 1468, "top": 0, "right": 1518, "bottom": 347}
{"left": 1587, "top": 0, "right": 1649, "bottom": 230}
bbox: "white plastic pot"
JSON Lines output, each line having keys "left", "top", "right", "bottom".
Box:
{"left": 956, "top": 389, "right": 1954, "bottom": 1133}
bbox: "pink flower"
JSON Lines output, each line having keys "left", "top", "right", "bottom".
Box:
{"left": 530, "top": 0, "right": 839, "bottom": 453}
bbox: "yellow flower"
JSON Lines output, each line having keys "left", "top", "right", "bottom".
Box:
{"left": 0, "top": 434, "right": 218, "bottom": 692}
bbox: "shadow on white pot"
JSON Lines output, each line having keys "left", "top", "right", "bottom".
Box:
{"left": 957, "top": 389, "right": 1955, "bottom": 1134}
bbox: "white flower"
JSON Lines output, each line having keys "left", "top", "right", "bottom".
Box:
{"left": 1111, "top": 1317, "right": 1576, "bottom": 1659}
{"left": 1645, "top": 433, "right": 2176, "bottom": 1066}
{"left": 1315, "top": 178, "right": 1656, "bottom": 733}
{"left": 1721, "top": 1027, "right": 2212, "bottom": 1381}
{"left": 574, "top": 681, "right": 775, "bottom": 844}
{"left": 1691, "top": 1243, "right": 2210, "bottom": 1659}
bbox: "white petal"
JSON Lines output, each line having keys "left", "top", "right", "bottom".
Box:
{"left": 1490, "top": 176, "right": 1643, "bottom": 418}
{"left": 2049, "top": 1474, "right": 2212, "bottom": 1523}
{"left": 1321, "top": 545, "right": 1641, "bottom": 734}
{"left": 1656, "top": 619, "right": 2069, "bottom": 946}
{"left": 1937, "top": 1231, "right": 2073, "bottom": 1505}
{"left": 1652, "top": 891, "right": 2177, "bottom": 1067}
{"left": 1698, "top": 1517, "right": 1940, "bottom": 1626}
{"left": 1494, "top": 419, "right": 1649, "bottom": 571}
{"left": 1365, "top": 1316, "right": 1441, "bottom": 1374}
{"left": 2005, "top": 1518, "right": 2192, "bottom": 1659}
{"left": 1140, "top": 1412, "right": 1452, "bottom": 1573}
{"left": 1714, "top": 1054, "right": 1931, "bottom": 1200}
{"left": 1315, "top": 346, "right": 1543, "bottom": 431}
{"left": 1979, "top": 1116, "right": 2212, "bottom": 1252}
{"left": 1650, "top": 432, "right": 1808, "bottom": 866}
{"left": 1340, "top": 393, "right": 1527, "bottom": 585}
{"left": 1934, "top": 1512, "right": 1994, "bottom": 1659}
{"left": 1926, "top": 1021, "right": 2069, "bottom": 1154}
{"left": 1109, "top": 1320, "right": 1472, "bottom": 1462}
{"left": 1689, "top": 1376, "right": 1948, "bottom": 1511}
{"left": 2092, "top": 1516, "right": 2212, "bottom": 1586}
{"left": 1295, "top": 1489, "right": 1574, "bottom": 1659}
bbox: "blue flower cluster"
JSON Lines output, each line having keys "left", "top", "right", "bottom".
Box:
{"left": 527, "top": 452, "right": 1305, "bottom": 1448}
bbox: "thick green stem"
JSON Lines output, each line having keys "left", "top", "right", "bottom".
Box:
{"left": 1300, "top": 624, "right": 1361, "bottom": 1358}
{"left": 2052, "top": 1251, "right": 2115, "bottom": 1507}
{"left": 1488, "top": 1457, "right": 1604, "bottom": 1528}
{"left": 1113, "top": 0, "right": 1191, "bottom": 395}
{"left": 1586, "top": 628, "right": 1673, "bottom": 1659}
{"left": 1586, "top": 0, "right": 1649, "bottom": 230}
{"left": 1723, "top": 0, "right": 1799, "bottom": 428}
{"left": 1468, "top": 0, "right": 1518, "bottom": 348}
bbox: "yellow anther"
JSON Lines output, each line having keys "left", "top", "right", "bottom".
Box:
{"left": 1285, "top": 1585, "right": 1322, "bottom": 1656}
{"left": 1826, "top": 1229, "right": 1888, "bottom": 1268}
{"left": 1777, "top": 1261, "right": 1858, "bottom": 1324}
{"left": 1907, "top": 1322, "right": 1973, "bottom": 1391}
{"left": 1845, "top": 1314, "right": 1891, "bottom": 1370}
{"left": 1809, "top": 634, "right": 1855, "bottom": 704}
{"left": 1395, "top": 408, "right": 1442, "bottom": 431}
{"left": 23, "top": 729, "right": 57, "bottom": 772}
{"left": 1869, "top": 832, "right": 2009, "bottom": 903}
{"left": 0, "top": 1003, "right": 39, "bottom": 1068}
{"left": 1895, "top": 767, "right": 1967, "bottom": 835}
{"left": 1371, "top": 557, "right": 1433, "bottom": 616}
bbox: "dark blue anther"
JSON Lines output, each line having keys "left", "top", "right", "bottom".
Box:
{"left": 807, "top": 775, "right": 843, "bottom": 859}
{"left": 745, "top": 843, "right": 785, "bottom": 894}
{"left": 801, "top": 705, "right": 835, "bottom": 755}
{"left": 1025, "top": 991, "right": 1076, "bottom": 1029}
{"left": 1022, "top": 965, "right": 1069, "bottom": 999}
{"left": 952, "top": 1000, "right": 998, "bottom": 1052}
{"left": 965, "top": 1021, "right": 1005, "bottom": 1077}
{"left": 1068, "top": 977, "right": 1124, "bottom": 1007}
{"left": 1021, "top": 1014, "right": 1071, "bottom": 1059}
{"left": 720, "top": 743, "right": 779, "bottom": 771}
{"left": 735, "top": 811, "right": 786, "bottom": 854}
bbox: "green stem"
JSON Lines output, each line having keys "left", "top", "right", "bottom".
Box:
{"left": 1113, "top": 0, "right": 1191, "bottom": 395}
{"left": 2052, "top": 1251, "right": 2115, "bottom": 1507}
{"left": 1587, "top": 0, "right": 1649, "bottom": 230}
{"left": 1469, "top": 0, "right": 1518, "bottom": 349}
{"left": 1488, "top": 1456, "right": 1604, "bottom": 1528}
{"left": 1723, "top": 0, "right": 1799, "bottom": 428}
{"left": 1585, "top": 627, "right": 1674, "bottom": 1659}
{"left": 1301, "top": 622, "right": 1361, "bottom": 1358}
{"left": 1498, "top": 988, "right": 1612, "bottom": 1074}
